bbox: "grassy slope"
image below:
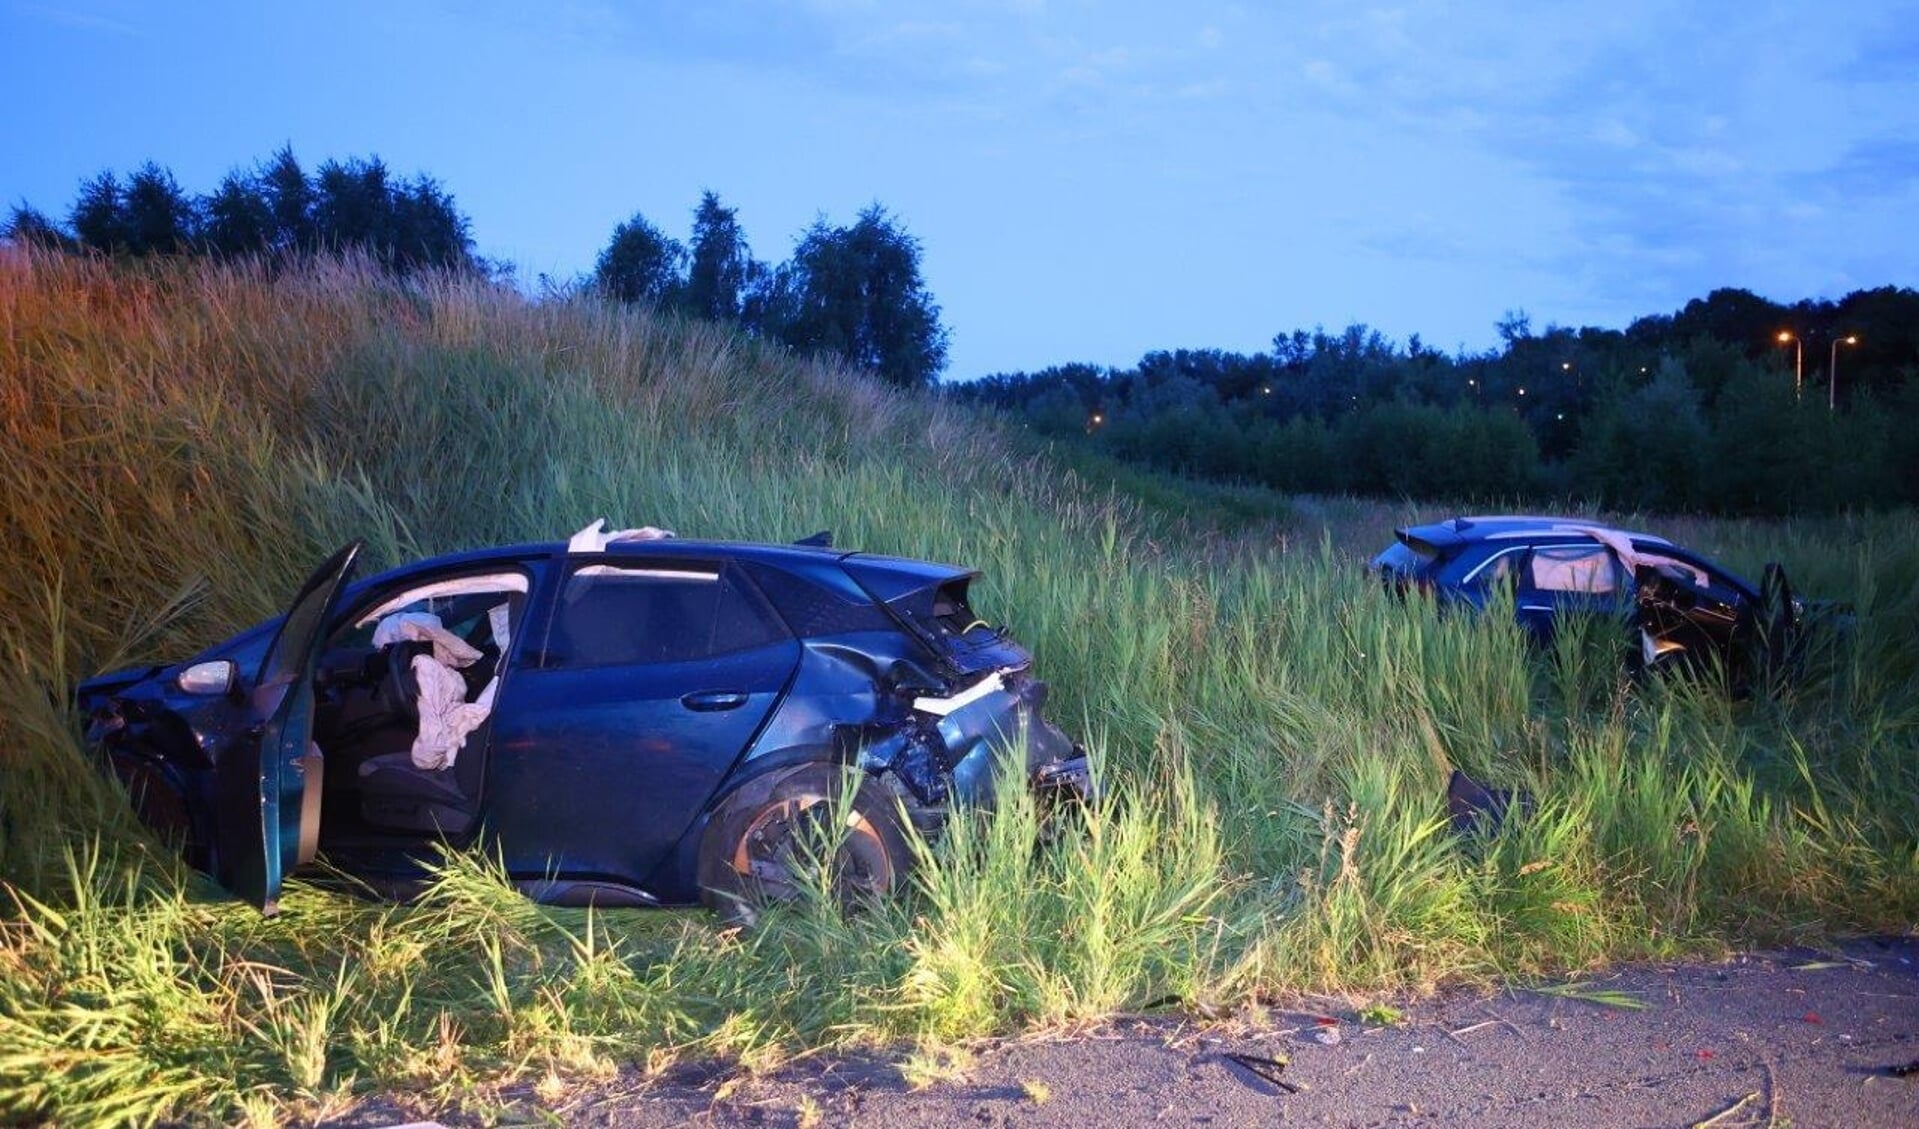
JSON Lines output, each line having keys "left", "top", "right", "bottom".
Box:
{"left": 2, "top": 250, "right": 1915, "bottom": 1125}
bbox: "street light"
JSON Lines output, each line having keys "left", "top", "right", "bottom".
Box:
{"left": 1777, "top": 331, "right": 1803, "bottom": 399}
{"left": 1829, "top": 334, "right": 1858, "bottom": 412}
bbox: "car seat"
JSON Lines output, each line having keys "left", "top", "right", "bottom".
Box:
{"left": 357, "top": 638, "right": 481, "bottom": 834}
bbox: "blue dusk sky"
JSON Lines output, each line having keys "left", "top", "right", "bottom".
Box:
{"left": 4, "top": 1, "right": 1916, "bottom": 378}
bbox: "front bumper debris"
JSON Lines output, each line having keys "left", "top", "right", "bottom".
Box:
{"left": 1033, "top": 752, "right": 1095, "bottom": 804}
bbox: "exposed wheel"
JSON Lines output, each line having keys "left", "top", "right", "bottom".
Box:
{"left": 108, "top": 750, "right": 202, "bottom": 865}
{"left": 696, "top": 763, "right": 911, "bottom": 926}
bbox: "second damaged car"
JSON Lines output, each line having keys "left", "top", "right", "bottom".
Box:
{"left": 1370, "top": 515, "right": 1841, "bottom": 692}
{"left": 78, "top": 523, "right": 1090, "bottom": 919}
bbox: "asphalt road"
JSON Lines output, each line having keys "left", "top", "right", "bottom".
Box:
{"left": 357, "top": 937, "right": 1919, "bottom": 1128}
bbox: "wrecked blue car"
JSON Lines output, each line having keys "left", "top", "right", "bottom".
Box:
{"left": 77, "top": 526, "right": 1089, "bottom": 918}
{"left": 1369, "top": 515, "right": 1825, "bottom": 690}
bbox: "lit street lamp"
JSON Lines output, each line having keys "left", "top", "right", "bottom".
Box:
{"left": 1829, "top": 335, "right": 1858, "bottom": 412}
{"left": 1777, "top": 331, "right": 1803, "bottom": 399}
{"left": 1561, "top": 358, "right": 1585, "bottom": 396}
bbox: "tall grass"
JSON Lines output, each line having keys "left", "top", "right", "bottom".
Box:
{"left": 2, "top": 248, "right": 1916, "bottom": 1123}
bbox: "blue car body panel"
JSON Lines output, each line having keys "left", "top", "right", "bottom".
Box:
{"left": 488, "top": 639, "right": 801, "bottom": 889}
{"left": 77, "top": 534, "right": 1087, "bottom": 912}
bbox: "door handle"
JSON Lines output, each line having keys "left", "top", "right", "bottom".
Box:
{"left": 681, "top": 690, "right": 749, "bottom": 712}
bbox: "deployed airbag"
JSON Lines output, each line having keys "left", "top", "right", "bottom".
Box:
{"left": 371, "top": 612, "right": 491, "bottom": 771}
{"left": 408, "top": 655, "right": 494, "bottom": 770}
{"left": 371, "top": 612, "right": 482, "bottom": 667}
{"left": 568, "top": 518, "right": 675, "bottom": 553}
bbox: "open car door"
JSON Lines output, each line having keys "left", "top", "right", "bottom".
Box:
{"left": 1748, "top": 562, "right": 1801, "bottom": 695}
{"left": 213, "top": 541, "right": 363, "bottom": 913}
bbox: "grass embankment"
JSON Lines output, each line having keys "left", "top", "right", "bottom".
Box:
{"left": 2, "top": 249, "right": 1916, "bottom": 1125}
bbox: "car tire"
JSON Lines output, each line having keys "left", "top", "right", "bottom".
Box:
{"left": 108, "top": 750, "right": 203, "bottom": 866}
{"left": 696, "top": 763, "right": 911, "bottom": 927}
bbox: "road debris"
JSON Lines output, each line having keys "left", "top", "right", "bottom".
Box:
{"left": 1220, "top": 1052, "right": 1299, "bottom": 1094}
{"left": 1445, "top": 768, "right": 1532, "bottom": 837}
{"left": 1310, "top": 1017, "right": 1343, "bottom": 1047}
{"left": 1688, "top": 1090, "right": 1760, "bottom": 1128}
{"left": 1533, "top": 981, "right": 1651, "bottom": 1010}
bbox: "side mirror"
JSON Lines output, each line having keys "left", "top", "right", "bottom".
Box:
{"left": 177, "top": 659, "right": 237, "bottom": 696}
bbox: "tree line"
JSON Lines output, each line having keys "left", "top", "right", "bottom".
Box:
{"left": 6, "top": 148, "right": 475, "bottom": 275}
{"left": 592, "top": 193, "right": 947, "bottom": 387}
{"left": 954, "top": 289, "right": 1919, "bottom": 516}
{"left": 6, "top": 154, "right": 951, "bottom": 387}
{"left": 11, "top": 152, "right": 1914, "bottom": 513}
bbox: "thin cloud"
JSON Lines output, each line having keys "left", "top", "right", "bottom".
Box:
{"left": 19, "top": 3, "right": 139, "bottom": 36}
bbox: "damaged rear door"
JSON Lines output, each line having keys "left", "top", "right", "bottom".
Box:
{"left": 1514, "top": 542, "right": 1633, "bottom": 648}
{"left": 486, "top": 559, "right": 801, "bottom": 889}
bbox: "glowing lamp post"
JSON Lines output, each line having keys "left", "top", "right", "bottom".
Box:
{"left": 1777, "top": 331, "right": 1803, "bottom": 400}
{"left": 1828, "top": 335, "right": 1858, "bottom": 412}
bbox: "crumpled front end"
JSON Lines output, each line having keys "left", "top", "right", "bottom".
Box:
{"left": 856, "top": 664, "right": 1091, "bottom": 831}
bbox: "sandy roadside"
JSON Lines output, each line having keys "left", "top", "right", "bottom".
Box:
{"left": 340, "top": 937, "right": 1919, "bottom": 1128}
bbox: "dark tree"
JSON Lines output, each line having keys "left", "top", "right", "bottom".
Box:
{"left": 1671, "top": 288, "right": 1786, "bottom": 354}
{"left": 1832, "top": 286, "right": 1919, "bottom": 400}
{"left": 1495, "top": 309, "right": 1533, "bottom": 345}
{"left": 261, "top": 146, "right": 315, "bottom": 253}
{"left": 739, "top": 260, "right": 796, "bottom": 338}
{"left": 389, "top": 175, "right": 473, "bottom": 271}
{"left": 305, "top": 156, "right": 471, "bottom": 273}
{"left": 684, "top": 191, "right": 756, "bottom": 322}
{"left": 3, "top": 205, "right": 76, "bottom": 251}
{"left": 313, "top": 157, "right": 393, "bottom": 255}
{"left": 120, "top": 162, "right": 198, "bottom": 254}
{"left": 15, "top": 147, "right": 472, "bottom": 274}
{"left": 594, "top": 212, "right": 686, "bottom": 306}
{"left": 777, "top": 205, "right": 949, "bottom": 387}
{"left": 70, "top": 172, "right": 130, "bottom": 253}
{"left": 65, "top": 164, "right": 199, "bottom": 257}
{"left": 200, "top": 170, "right": 275, "bottom": 258}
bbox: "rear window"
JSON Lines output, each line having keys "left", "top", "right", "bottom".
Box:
{"left": 927, "top": 578, "right": 993, "bottom": 639}
{"left": 740, "top": 561, "right": 894, "bottom": 637}
{"left": 887, "top": 577, "right": 998, "bottom": 646}
{"left": 1370, "top": 542, "right": 1436, "bottom": 578}
{"left": 546, "top": 564, "right": 787, "bottom": 667}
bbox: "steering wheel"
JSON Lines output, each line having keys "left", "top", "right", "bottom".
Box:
{"left": 382, "top": 642, "right": 425, "bottom": 721}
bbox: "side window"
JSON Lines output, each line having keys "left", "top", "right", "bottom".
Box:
{"left": 545, "top": 564, "right": 787, "bottom": 668}
{"left": 740, "top": 561, "right": 893, "bottom": 637}
{"left": 1483, "top": 553, "right": 1517, "bottom": 588}
{"left": 1636, "top": 553, "right": 1709, "bottom": 589}
{"left": 1526, "top": 545, "right": 1620, "bottom": 595}
{"left": 1455, "top": 547, "right": 1523, "bottom": 593}
{"left": 334, "top": 571, "right": 530, "bottom": 652}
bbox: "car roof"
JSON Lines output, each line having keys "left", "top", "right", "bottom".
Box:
{"left": 1396, "top": 515, "right": 1676, "bottom": 554}
{"left": 346, "top": 536, "right": 974, "bottom": 595}
{"left": 374, "top": 536, "right": 851, "bottom": 570}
